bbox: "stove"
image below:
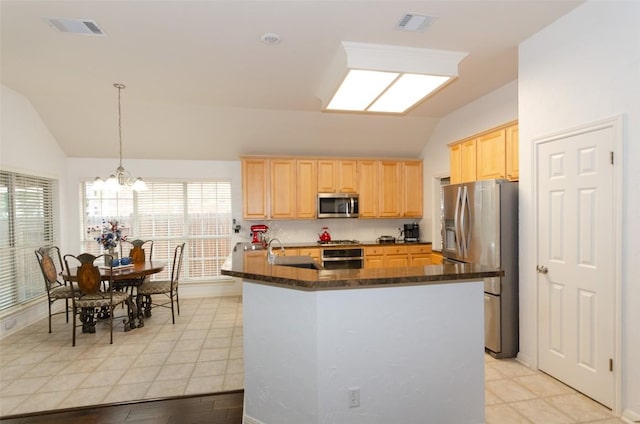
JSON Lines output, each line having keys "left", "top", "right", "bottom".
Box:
{"left": 317, "top": 239, "right": 360, "bottom": 246}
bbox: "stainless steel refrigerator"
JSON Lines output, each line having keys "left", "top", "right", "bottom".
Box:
{"left": 442, "top": 179, "right": 518, "bottom": 358}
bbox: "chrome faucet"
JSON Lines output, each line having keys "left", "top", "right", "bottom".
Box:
{"left": 267, "top": 238, "right": 284, "bottom": 264}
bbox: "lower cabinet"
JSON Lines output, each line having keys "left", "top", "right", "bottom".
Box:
{"left": 408, "top": 244, "right": 432, "bottom": 266}
{"left": 431, "top": 251, "right": 444, "bottom": 265}
{"left": 364, "top": 244, "right": 433, "bottom": 268}
{"left": 384, "top": 245, "right": 409, "bottom": 268}
{"left": 243, "top": 250, "right": 266, "bottom": 270}
{"left": 298, "top": 247, "right": 321, "bottom": 262}
{"left": 363, "top": 246, "right": 384, "bottom": 269}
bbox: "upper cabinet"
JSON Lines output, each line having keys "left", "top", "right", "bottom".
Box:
{"left": 402, "top": 161, "right": 423, "bottom": 218}
{"left": 378, "top": 161, "right": 402, "bottom": 217}
{"left": 242, "top": 158, "right": 269, "bottom": 219}
{"left": 449, "top": 122, "right": 518, "bottom": 184}
{"left": 476, "top": 129, "right": 506, "bottom": 180}
{"left": 317, "top": 160, "right": 358, "bottom": 193}
{"left": 296, "top": 159, "right": 317, "bottom": 219}
{"left": 242, "top": 157, "right": 316, "bottom": 220}
{"left": 242, "top": 156, "right": 423, "bottom": 220}
{"left": 359, "top": 159, "right": 423, "bottom": 219}
{"left": 270, "top": 159, "right": 297, "bottom": 219}
{"left": 357, "top": 160, "right": 379, "bottom": 218}
{"left": 460, "top": 139, "right": 478, "bottom": 183}
{"left": 449, "top": 144, "right": 462, "bottom": 184}
{"left": 505, "top": 125, "right": 519, "bottom": 181}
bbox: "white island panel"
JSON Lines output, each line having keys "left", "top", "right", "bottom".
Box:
{"left": 243, "top": 279, "right": 485, "bottom": 424}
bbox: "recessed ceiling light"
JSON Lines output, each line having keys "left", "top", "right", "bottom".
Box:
{"left": 261, "top": 33, "right": 281, "bottom": 45}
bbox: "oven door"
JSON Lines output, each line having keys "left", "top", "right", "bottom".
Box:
{"left": 321, "top": 247, "right": 364, "bottom": 269}
{"left": 322, "top": 258, "right": 363, "bottom": 270}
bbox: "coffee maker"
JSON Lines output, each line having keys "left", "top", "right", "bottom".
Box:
{"left": 250, "top": 224, "right": 269, "bottom": 247}
{"left": 403, "top": 223, "right": 420, "bottom": 242}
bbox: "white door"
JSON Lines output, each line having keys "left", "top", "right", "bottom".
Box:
{"left": 537, "top": 123, "right": 616, "bottom": 407}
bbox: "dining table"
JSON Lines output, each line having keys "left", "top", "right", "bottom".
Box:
{"left": 64, "top": 260, "right": 166, "bottom": 332}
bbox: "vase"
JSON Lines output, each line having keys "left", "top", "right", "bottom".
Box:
{"left": 105, "top": 248, "right": 119, "bottom": 266}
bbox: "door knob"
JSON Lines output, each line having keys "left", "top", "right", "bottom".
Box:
{"left": 536, "top": 265, "right": 548, "bottom": 274}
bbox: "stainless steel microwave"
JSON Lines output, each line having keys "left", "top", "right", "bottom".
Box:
{"left": 317, "top": 193, "right": 359, "bottom": 218}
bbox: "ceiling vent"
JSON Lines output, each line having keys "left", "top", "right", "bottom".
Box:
{"left": 395, "top": 14, "right": 434, "bottom": 32}
{"left": 44, "top": 17, "right": 105, "bottom": 35}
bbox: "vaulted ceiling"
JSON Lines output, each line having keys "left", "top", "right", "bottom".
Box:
{"left": 1, "top": 1, "right": 582, "bottom": 161}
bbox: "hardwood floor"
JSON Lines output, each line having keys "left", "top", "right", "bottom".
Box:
{"left": 0, "top": 390, "right": 243, "bottom": 424}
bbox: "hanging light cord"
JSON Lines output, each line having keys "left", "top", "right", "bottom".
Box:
{"left": 114, "top": 83, "right": 125, "bottom": 170}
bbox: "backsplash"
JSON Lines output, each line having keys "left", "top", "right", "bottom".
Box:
{"left": 236, "top": 218, "right": 425, "bottom": 244}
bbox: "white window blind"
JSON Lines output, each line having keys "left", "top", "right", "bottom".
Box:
{"left": 0, "top": 171, "right": 58, "bottom": 312}
{"left": 81, "top": 180, "right": 232, "bottom": 281}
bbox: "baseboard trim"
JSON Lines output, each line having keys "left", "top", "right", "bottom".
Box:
{"left": 622, "top": 408, "right": 640, "bottom": 423}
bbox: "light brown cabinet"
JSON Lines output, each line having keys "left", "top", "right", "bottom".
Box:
{"left": 450, "top": 139, "right": 477, "bottom": 184}
{"left": 449, "top": 144, "right": 462, "bottom": 184}
{"left": 364, "top": 244, "right": 433, "bottom": 268}
{"left": 317, "top": 160, "right": 358, "bottom": 193}
{"left": 383, "top": 245, "right": 409, "bottom": 268}
{"left": 476, "top": 129, "right": 506, "bottom": 180}
{"left": 505, "top": 124, "right": 519, "bottom": 181}
{"left": 363, "top": 246, "right": 384, "bottom": 269}
{"left": 402, "top": 161, "right": 423, "bottom": 217}
{"left": 431, "top": 251, "right": 444, "bottom": 265}
{"left": 243, "top": 156, "right": 423, "bottom": 220}
{"left": 298, "top": 247, "right": 321, "bottom": 262}
{"left": 460, "top": 139, "right": 477, "bottom": 183}
{"left": 242, "top": 158, "right": 269, "bottom": 219}
{"left": 243, "top": 157, "right": 317, "bottom": 220}
{"left": 359, "top": 159, "right": 423, "bottom": 219}
{"left": 270, "top": 159, "right": 296, "bottom": 219}
{"left": 357, "top": 160, "right": 379, "bottom": 218}
{"left": 449, "top": 122, "right": 518, "bottom": 184}
{"left": 408, "top": 244, "right": 432, "bottom": 266}
{"left": 296, "top": 160, "right": 317, "bottom": 219}
{"left": 379, "top": 161, "right": 402, "bottom": 218}
{"left": 243, "top": 250, "right": 267, "bottom": 270}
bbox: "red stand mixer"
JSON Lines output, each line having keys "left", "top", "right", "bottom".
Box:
{"left": 250, "top": 224, "right": 269, "bottom": 247}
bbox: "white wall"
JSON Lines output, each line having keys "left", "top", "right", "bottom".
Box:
{"left": 0, "top": 84, "right": 70, "bottom": 336}
{"left": 518, "top": 1, "right": 640, "bottom": 419}
{"left": 420, "top": 80, "right": 518, "bottom": 250}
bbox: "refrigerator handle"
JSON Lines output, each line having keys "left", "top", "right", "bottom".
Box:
{"left": 454, "top": 186, "right": 462, "bottom": 255}
{"left": 461, "top": 185, "right": 471, "bottom": 257}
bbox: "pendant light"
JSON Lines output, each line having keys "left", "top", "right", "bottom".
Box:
{"left": 93, "top": 83, "right": 146, "bottom": 191}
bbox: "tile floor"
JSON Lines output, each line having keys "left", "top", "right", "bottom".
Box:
{"left": 0, "top": 296, "right": 244, "bottom": 417}
{"left": 0, "top": 295, "right": 626, "bottom": 423}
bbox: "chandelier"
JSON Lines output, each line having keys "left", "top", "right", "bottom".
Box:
{"left": 93, "top": 83, "right": 146, "bottom": 191}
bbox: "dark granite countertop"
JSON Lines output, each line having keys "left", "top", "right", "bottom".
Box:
{"left": 221, "top": 243, "right": 502, "bottom": 291}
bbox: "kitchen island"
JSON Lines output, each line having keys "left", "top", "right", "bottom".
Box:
{"left": 222, "top": 245, "right": 502, "bottom": 424}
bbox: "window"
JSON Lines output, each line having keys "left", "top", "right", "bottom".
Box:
{"left": 0, "top": 171, "right": 58, "bottom": 312}
{"left": 80, "top": 180, "right": 232, "bottom": 281}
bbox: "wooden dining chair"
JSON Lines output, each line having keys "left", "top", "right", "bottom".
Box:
{"left": 35, "top": 246, "right": 74, "bottom": 333}
{"left": 120, "top": 239, "right": 153, "bottom": 264}
{"left": 63, "top": 253, "right": 129, "bottom": 346}
{"left": 136, "top": 243, "right": 185, "bottom": 324}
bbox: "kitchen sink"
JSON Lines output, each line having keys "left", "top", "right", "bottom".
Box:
{"left": 270, "top": 256, "right": 323, "bottom": 270}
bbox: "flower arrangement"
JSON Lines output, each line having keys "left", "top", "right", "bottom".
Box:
{"left": 88, "top": 219, "right": 127, "bottom": 250}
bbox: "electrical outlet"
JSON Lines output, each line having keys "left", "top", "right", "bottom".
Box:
{"left": 348, "top": 387, "right": 360, "bottom": 408}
